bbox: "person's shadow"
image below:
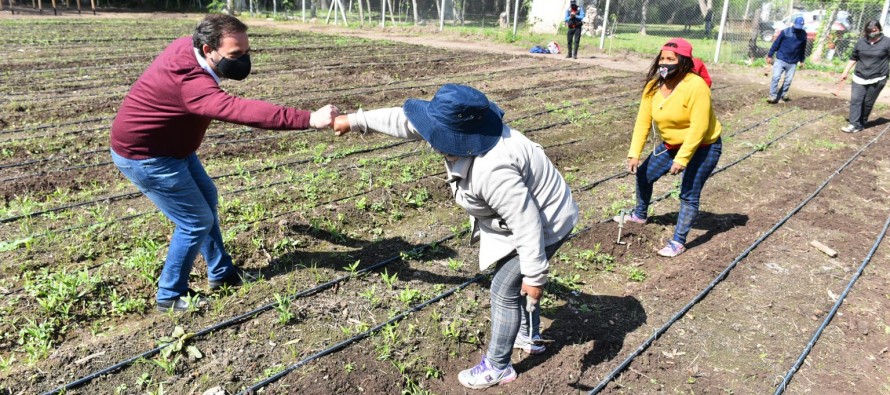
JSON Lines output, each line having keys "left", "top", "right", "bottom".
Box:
{"left": 644, "top": 211, "right": 749, "bottom": 249}
{"left": 512, "top": 286, "right": 646, "bottom": 387}
{"left": 255, "top": 223, "right": 470, "bottom": 286}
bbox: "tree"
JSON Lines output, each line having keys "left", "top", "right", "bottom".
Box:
{"left": 411, "top": 0, "right": 418, "bottom": 24}
{"left": 696, "top": 0, "right": 712, "bottom": 17}
{"left": 809, "top": 1, "right": 840, "bottom": 62}
{"left": 640, "top": 0, "right": 649, "bottom": 34}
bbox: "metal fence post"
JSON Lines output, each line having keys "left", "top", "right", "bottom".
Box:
{"left": 881, "top": 0, "right": 890, "bottom": 28}
{"left": 713, "top": 0, "right": 730, "bottom": 63}
{"left": 511, "top": 0, "right": 519, "bottom": 36}
{"left": 598, "top": 0, "right": 610, "bottom": 49}
{"left": 439, "top": 0, "right": 444, "bottom": 31}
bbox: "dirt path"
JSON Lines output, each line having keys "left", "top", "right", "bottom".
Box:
{"left": 252, "top": 18, "right": 890, "bottom": 107}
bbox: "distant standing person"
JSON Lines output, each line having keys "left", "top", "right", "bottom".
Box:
{"left": 110, "top": 14, "right": 338, "bottom": 312}
{"left": 565, "top": 0, "right": 585, "bottom": 59}
{"left": 840, "top": 20, "right": 890, "bottom": 133}
{"left": 614, "top": 38, "right": 722, "bottom": 258}
{"left": 766, "top": 16, "right": 807, "bottom": 104}
{"left": 704, "top": 8, "right": 713, "bottom": 37}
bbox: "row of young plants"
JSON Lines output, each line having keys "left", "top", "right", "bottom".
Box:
{"left": 24, "top": 98, "right": 841, "bottom": 394}
{"left": 0, "top": 66, "right": 634, "bottom": 236}
{"left": 1, "top": 17, "right": 851, "bottom": 394}
{"left": 0, "top": 94, "right": 816, "bottom": 393}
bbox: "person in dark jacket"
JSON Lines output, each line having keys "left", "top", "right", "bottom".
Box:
{"left": 840, "top": 20, "right": 890, "bottom": 133}
{"left": 565, "top": 0, "right": 585, "bottom": 59}
{"left": 766, "top": 16, "right": 807, "bottom": 103}
{"left": 111, "top": 14, "right": 339, "bottom": 312}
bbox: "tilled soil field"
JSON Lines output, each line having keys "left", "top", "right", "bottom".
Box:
{"left": 1, "top": 14, "right": 888, "bottom": 395}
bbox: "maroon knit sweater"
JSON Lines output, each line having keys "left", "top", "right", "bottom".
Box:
{"left": 111, "top": 37, "right": 311, "bottom": 159}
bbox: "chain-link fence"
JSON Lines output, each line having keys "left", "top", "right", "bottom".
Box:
{"left": 588, "top": 0, "right": 887, "bottom": 64}
{"left": 6, "top": 0, "right": 888, "bottom": 66}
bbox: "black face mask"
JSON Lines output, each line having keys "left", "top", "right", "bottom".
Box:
{"left": 213, "top": 52, "right": 251, "bottom": 81}
{"left": 658, "top": 63, "right": 678, "bottom": 79}
{"left": 868, "top": 31, "right": 883, "bottom": 40}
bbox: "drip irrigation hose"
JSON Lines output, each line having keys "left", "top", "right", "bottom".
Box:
{"left": 0, "top": 140, "right": 410, "bottom": 224}
{"left": 772, "top": 144, "right": 890, "bottom": 395}
{"left": 586, "top": 118, "right": 890, "bottom": 395}
{"left": 32, "top": 104, "right": 823, "bottom": 392}
{"left": 0, "top": 74, "right": 632, "bottom": 224}
{"left": 574, "top": 107, "right": 796, "bottom": 192}
{"left": 0, "top": 65, "right": 579, "bottom": 177}
{"left": 40, "top": 232, "right": 461, "bottom": 395}
{"left": 0, "top": 116, "right": 111, "bottom": 136}
{"left": 238, "top": 273, "right": 487, "bottom": 394}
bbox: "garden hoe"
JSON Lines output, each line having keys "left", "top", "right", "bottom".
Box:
{"left": 616, "top": 209, "right": 628, "bottom": 245}
{"left": 831, "top": 80, "right": 845, "bottom": 97}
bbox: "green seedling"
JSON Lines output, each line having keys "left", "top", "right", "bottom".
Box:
{"left": 273, "top": 293, "right": 294, "bottom": 325}
{"left": 343, "top": 260, "right": 361, "bottom": 275}
{"left": 381, "top": 269, "right": 399, "bottom": 290}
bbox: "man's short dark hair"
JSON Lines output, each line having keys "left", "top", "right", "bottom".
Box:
{"left": 193, "top": 14, "right": 248, "bottom": 50}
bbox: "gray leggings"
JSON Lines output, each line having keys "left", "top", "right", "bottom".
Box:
{"left": 486, "top": 237, "right": 568, "bottom": 369}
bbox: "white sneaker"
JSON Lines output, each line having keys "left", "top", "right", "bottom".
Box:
{"left": 513, "top": 332, "right": 546, "bottom": 354}
{"left": 457, "top": 356, "right": 517, "bottom": 389}
{"left": 841, "top": 124, "right": 862, "bottom": 133}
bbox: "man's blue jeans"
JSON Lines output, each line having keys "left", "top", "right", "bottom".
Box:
{"left": 111, "top": 150, "right": 234, "bottom": 301}
{"left": 770, "top": 59, "right": 797, "bottom": 100}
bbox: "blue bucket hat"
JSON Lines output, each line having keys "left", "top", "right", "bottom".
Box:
{"left": 403, "top": 84, "right": 504, "bottom": 156}
{"left": 792, "top": 16, "right": 805, "bottom": 29}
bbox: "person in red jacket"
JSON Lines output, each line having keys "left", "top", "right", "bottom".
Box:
{"left": 110, "top": 14, "right": 338, "bottom": 312}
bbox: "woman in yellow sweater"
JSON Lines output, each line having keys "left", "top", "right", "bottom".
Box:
{"left": 614, "top": 38, "right": 722, "bottom": 257}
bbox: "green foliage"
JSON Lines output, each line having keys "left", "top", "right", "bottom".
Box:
{"left": 274, "top": 293, "right": 295, "bottom": 325}
{"left": 627, "top": 267, "right": 647, "bottom": 282}
{"left": 381, "top": 269, "right": 399, "bottom": 290}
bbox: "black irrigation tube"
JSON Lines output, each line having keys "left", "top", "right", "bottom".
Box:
{"left": 0, "top": 140, "right": 410, "bottom": 224}
{"left": 0, "top": 85, "right": 759, "bottom": 251}
{"left": 3, "top": 53, "right": 480, "bottom": 101}
{"left": 0, "top": 71, "right": 628, "bottom": 222}
{"left": 1, "top": 63, "right": 554, "bottom": 158}
{"left": 226, "top": 109, "right": 808, "bottom": 392}
{"left": 574, "top": 107, "right": 797, "bottom": 192}
{"left": 239, "top": 272, "right": 487, "bottom": 394}
{"left": 0, "top": 116, "right": 111, "bottom": 136}
{"left": 231, "top": 104, "right": 794, "bottom": 392}
{"left": 0, "top": 85, "right": 767, "bottom": 252}
{"left": 40, "top": 231, "right": 461, "bottom": 395}
{"left": 774, "top": 209, "right": 890, "bottom": 394}
{"left": 4, "top": 47, "right": 461, "bottom": 97}
{"left": 586, "top": 111, "right": 884, "bottom": 395}
{"left": 24, "top": 102, "right": 826, "bottom": 392}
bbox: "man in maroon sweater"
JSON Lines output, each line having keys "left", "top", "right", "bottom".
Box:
{"left": 111, "top": 14, "right": 338, "bottom": 312}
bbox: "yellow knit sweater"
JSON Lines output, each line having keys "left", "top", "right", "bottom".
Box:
{"left": 628, "top": 73, "right": 722, "bottom": 167}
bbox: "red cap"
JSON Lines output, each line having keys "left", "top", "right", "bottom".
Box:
{"left": 661, "top": 38, "right": 693, "bottom": 58}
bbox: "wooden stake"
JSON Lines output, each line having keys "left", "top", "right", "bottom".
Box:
{"left": 810, "top": 240, "right": 838, "bottom": 258}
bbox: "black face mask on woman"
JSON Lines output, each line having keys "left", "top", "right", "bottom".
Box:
{"left": 214, "top": 53, "right": 252, "bottom": 81}
{"left": 868, "top": 31, "right": 883, "bottom": 40}
{"left": 658, "top": 63, "right": 678, "bottom": 79}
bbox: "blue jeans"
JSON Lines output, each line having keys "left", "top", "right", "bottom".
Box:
{"left": 633, "top": 139, "right": 722, "bottom": 245}
{"left": 111, "top": 149, "right": 234, "bottom": 301}
{"left": 770, "top": 59, "right": 797, "bottom": 99}
{"left": 486, "top": 237, "right": 568, "bottom": 370}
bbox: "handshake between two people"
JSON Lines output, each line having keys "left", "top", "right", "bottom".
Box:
{"left": 307, "top": 105, "right": 352, "bottom": 137}
{"left": 308, "top": 104, "right": 342, "bottom": 129}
